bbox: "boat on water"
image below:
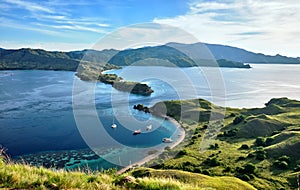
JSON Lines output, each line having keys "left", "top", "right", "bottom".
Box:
{"left": 111, "top": 123, "right": 117, "bottom": 128}
{"left": 133, "top": 129, "right": 142, "bottom": 135}
{"left": 146, "top": 124, "right": 152, "bottom": 131}
{"left": 162, "top": 138, "right": 173, "bottom": 143}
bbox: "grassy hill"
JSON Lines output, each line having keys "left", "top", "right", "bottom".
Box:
{"left": 0, "top": 158, "right": 256, "bottom": 190}
{"left": 145, "top": 97, "right": 300, "bottom": 189}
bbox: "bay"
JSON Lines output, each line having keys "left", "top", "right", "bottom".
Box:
{"left": 0, "top": 64, "right": 299, "bottom": 169}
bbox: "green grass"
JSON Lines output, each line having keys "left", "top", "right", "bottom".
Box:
{"left": 147, "top": 97, "right": 300, "bottom": 189}
{"left": 0, "top": 159, "right": 256, "bottom": 189}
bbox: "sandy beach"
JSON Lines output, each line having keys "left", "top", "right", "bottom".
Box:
{"left": 117, "top": 115, "right": 185, "bottom": 174}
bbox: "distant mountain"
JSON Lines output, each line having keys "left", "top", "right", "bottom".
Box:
{"left": 0, "top": 48, "right": 79, "bottom": 71}
{"left": 204, "top": 43, "right": 300, "bottom": 64}
{"left": 0, "top": 48, "right": 119, "bottom": 71}
{"left": 108, "top": 45, "right": 250, "bottom": 68}
{"left": 108, "top": 45, "right": 197, "bottom": 67}
{"left": 0, "top": 42, "right": 298, "bottom": 72}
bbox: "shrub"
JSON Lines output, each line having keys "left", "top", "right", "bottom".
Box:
{"left": 202, "top": 170, "right": 211, "bottom": 176}
{"left": 293, "top": 165, "right": 300, "bottom": 172}
{"left": 204, "top": 157, "right": 220, "bottom": 167}
{"left": 255, "top": 149, "right": 267, "bottom": 160}
{"left": 255, "top": 137, "right": 266, "bottom": 146}
{"left": 274, "top": 161, "right": 288, "bottom": 170}
{"left": 209, "top": 143, "right": 219, "bottom": 150}
{"left": 233, "top": 115, "right": 245, "bottom": 124}
{"left": 237, "top": 156, "right": 246, "bottom": 161}
{"left": 223, "top": 166, "right": 231, "bottom": 172}
{"left": 278, "top": 155, "right": 290, "bottom": 164}
{"left": 240, "top": 174, "right": 251, "bottom": 181}
{"left": 240, "top": 144, "right": 250, "bottom": 149}
{"left": 229, "top": 113, "right": 236, "bottom": 117}
{"left": 194, "top": 167, "right": 202, "bottom": 173}
{"left": 244, "top": 163, "right": 256, "bottom": 174}
{"left": 223, "top": 129, "right": 238, "bottom": 137}
{"left": 265, "top": 137, "right": 274, "bottom": 146}
{"left": 178, "top": 149, "right": 187, "bottom": 156}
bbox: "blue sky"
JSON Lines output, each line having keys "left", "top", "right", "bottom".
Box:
{"left": 0, "top": 0, "right": 299, "bottom": 57}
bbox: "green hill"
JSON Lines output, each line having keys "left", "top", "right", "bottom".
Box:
{"left": 108, "top": 45, "right": 250, "bottom": 68}
{"left": 145, "top": 97, "right": 300, "bottom": 189}
{"left": 0, "top": 48, "right": 79, "bottom": 71}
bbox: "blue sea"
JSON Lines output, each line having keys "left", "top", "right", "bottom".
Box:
{"left": 0, "top": 64, "right": 299, "bottom": 169}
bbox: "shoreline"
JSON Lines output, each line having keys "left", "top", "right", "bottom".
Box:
{"left": 117, "top": 115, "right": 185, "bottom": 174}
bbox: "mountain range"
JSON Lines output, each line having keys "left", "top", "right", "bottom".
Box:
{"left": 0, "top": 42, "right": 299, "bottom": 71}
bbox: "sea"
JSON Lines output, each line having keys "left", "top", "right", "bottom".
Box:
{"left": 0, "top": 64, "right": 299, "bottom": 170}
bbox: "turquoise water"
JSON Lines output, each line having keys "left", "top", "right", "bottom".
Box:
{"left": 0, "top": 64, "right": 300, "bottom": 169}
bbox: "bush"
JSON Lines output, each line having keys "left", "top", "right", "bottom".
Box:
{"left": 194, "top": 167, "right": 202, "bottom": 173}
{"left": 265, "top": 137, "right": 274, "bottom": 146}
{"left": 229, "top": 113, "right": 236, "bottom": 117}
{"left": 255, "top": 137, "right": 266, "bottom": 146}
{"left": 240, "top": 144, "right": 249, "bottom": 149}
{"left": 278, "top": 155, "right": 290, "bottom": 164}
{"left": 209, "top": 143, "right": 219, "bottom": 150}
{"left": 244, "top": 163, "right": 256, "bottom": 174}
{"left": 223, "top": 129, "right": 238, "bottom": 137}
{"left": 204, "top": 157, "right": 220, "bottom": 167}
{"left": 233, "top": 115, "right": 245, "bottom": 124}
{"left": 274, "top": 161, "right": 288, "bottom": 170}
{"left": 247, "top": 153, "right": 255, "bottom": 158}
{"left": 237, "top": 156, "right": 246, "bottom": 161}
{"left": 202, "top": 170, "right": 211, "bottom": 176}
{"left": 293, "top": 165, "right": 300, "bottom": 172}
{"left": 255, "top": 149, "right": 267, "bottom": 160}
{"left": 240, "top": 174, "right": 251, "bottom": 181}
{"left": 178, "top": 149, "right": 187, "bottom": 156}
{"left": 223, "top": 166, "right": 231, "bottom": 172}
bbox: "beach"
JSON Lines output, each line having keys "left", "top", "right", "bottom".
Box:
{"left": 117, "top": 115, "right": 185, "bottom": 174}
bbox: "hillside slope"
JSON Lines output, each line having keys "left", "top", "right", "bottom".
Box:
{"left": 145, "top": 97, "right": 300, "bottom": 189}
{"left": 0, "top": 158, "right": 256, "bottom": 189}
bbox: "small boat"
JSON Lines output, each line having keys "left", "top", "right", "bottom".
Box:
{"left": 133, "top": 129, "right": 142, "bottom": 135}
{"left": 162, "top": 138, "right": 173, "bottom": 143}
{"left": 111, "top": 123, "right": 117, "bottom": 128}
{"left": 146, "top": 125, "right": 152, "bottom": 131}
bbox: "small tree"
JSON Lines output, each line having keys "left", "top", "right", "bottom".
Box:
{"left": 244, "top": 163, "right": 256, "bottom": 174}
{"left": 240, "top": 144, "right": 250, "bottom": 149}
{"left": 255, "top": 137, "right": 266, "bottom": 146}
{"left": 265, "top": 137, "right": 274, "bottom": 146}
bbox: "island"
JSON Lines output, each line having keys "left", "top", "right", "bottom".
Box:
{"left": 98, "top": 73, "right": 153, "bottom": 96}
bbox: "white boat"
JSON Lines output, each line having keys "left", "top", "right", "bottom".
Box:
{"left": 133, "top": 129, "right": 142, "bottom": 135}
{"left": 111, "top": 117, "right": 117, "bottom": 128}
{"left": 162, "top": 138, "right": 173, "bottom": 143}
{"left": 146, "top": 125, "right": 152, "bottom": 131}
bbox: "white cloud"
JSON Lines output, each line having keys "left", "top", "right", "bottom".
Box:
{"left": 2, "top": 0, "right": 54, "bottom": 13}
{"left": 0, "top": 0, "right": 110, "bottom": 36}
{"left": 154, "top": 0, "right": 300, "bottom": 57}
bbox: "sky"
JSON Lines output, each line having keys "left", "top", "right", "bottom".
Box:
{"left": 0, "top": 0, "right": 299, "bottom": 57}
